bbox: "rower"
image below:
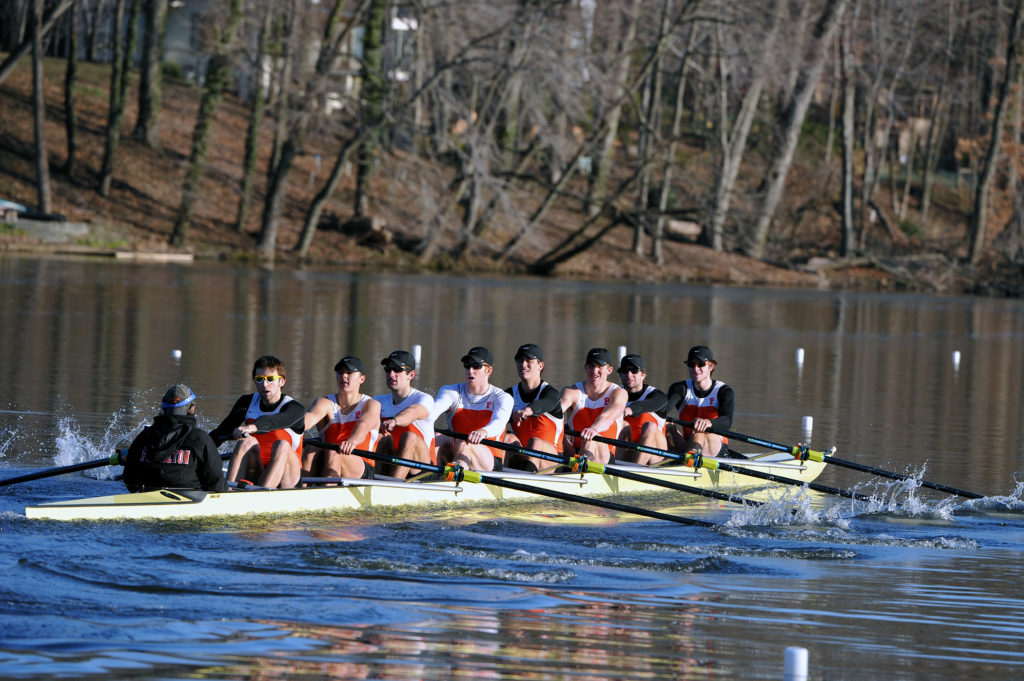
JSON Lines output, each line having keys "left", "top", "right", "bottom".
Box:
{"left": 121, "top": 384, "right": 227, "bottom": 493}
{"left": 559, "top": 347, "right": 627, "bottom": 464}
{"left": 503, "top": 343, "right": 564, "bottom": 473}
{"left": 433, "top": 346, "right": 513, "bottom": 472}
{"left": 616, "top": 353, "right": 670, "bottom": 465}
{"left": 210, "top": 355, "right": 306, "bottom": 489}
{"left": 665, "top": 345, "right": 734, "bottom": 458}
{"left": 373, "top": 349, "right": 435, "bottom": 479}
{"left": 302, "top": 356, "right": 380, "bottom": 481}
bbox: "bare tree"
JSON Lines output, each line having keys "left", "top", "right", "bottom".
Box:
{"left": 170, "top": 0, "right": 246, "bottom": 248}
{"left": 0, "top": 0, "right": 74, "bottom": 87}
{"left": 132, "top": 0, "right": 168, "bottom": 149}
{"left": 968, "top": 0, "right": 1023, "bottom": 264}
{"left": 63, "top": 0, "right": 79, "bottom": 176}
{"left": 31, "top": 0, "right": 53, "bottom": 213}
{"left": 747, "top": 0, "right": 847, "bottom": 260}
{"left": 234, "top": 8, "right": 273, "bottom": 233}
{"left": 98, "top": 0, "right": 140, "bottom": 198}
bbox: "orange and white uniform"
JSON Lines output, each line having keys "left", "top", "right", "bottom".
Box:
{"left": 567, "top": 382, "right": 623, "bottom": 448}
{"left": 670, "top": 379, "right": 731, "bottom": 443}
{"left": 319, "top": 394, "right": 380, "bottom": 466}
{"left": 374, "top": 389, "right": 436, "bottom": 460}
{"left": 244, "top": 393, "right": 303, "bottom": 465}
{"left": 433, "top": 384, "right": 513, "bottom": 460}
{"left": 508, "top": 382, "right": 563, "bottom": 452}
{"left": 623, "top": 385, "right": 667, "bottom": 443}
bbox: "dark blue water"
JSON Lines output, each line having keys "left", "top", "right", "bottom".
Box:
{"left": 0, "top": 256, "right": 1022, "bottom": 680}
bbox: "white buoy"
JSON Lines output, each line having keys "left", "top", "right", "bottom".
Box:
{"left": 952, "top": 350, "right": 961, "bottom": 372}
{"left": 617, "top": 345, "right": 627, "bottom": 362}
{"left": 795, "top": 347, "right": 805, "bottom": 366}
{"left": 802, "top": 416, "right": 814, "bottom": 440}
{"left": 171, "top": 349, "right": 182, "bottom": 360}
{"left": 412, "top": 344, "right": 422, "bottom": 370}
{"left": 784, "top": 646, "right": 808, "bottom": 681}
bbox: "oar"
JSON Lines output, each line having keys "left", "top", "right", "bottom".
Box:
{"left": 0, "top": 454, "right": 121, "bottom": 488}
{"left": 306, "top": 439, "right": 713, "bottom": 527}
{"left": 667, "top": 417, "right": 984, "bottom": 499}
{"left": 436, "top": 427, "right": 759, "bottom": 507}
{"left": 0, "top": 449, "right": 236, "bottom": 489}
{"left": 566, "top": 428, "right": 873, "bottom": 502}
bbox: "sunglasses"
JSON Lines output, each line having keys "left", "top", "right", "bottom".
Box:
{"left": 618, "top": 368, "right": 642, "bottom": 374}
{"left": 253, "top": 374, "right": 282, "bottom": 383}
{"left": 686, "top": 360, "right": 710, "bottom": 369}
{"left": 463, "top": 362, "right": 487, "bottom": 370}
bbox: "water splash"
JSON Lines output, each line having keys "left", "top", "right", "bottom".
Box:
{"left": 52, "top": 401, "right": 152, "bottom": 479}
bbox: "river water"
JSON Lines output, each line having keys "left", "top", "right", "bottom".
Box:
{"left": 0, "top": 255, "right": 1021, "bottom": 680}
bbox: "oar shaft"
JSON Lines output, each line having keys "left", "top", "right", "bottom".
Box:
{"left": 437, "top": 428, "right": 758, "bottom": 506}
{"left": 667, "top": 417, "right": 984, "bottom": 499}
{"left": 308, "top": 438, "right": 712, "bottom": 526}
{"left": 0, "top": 457, "right": 113, "bottom": 487}
{"left": 567, "top": 427, "right": 872, "bottom": 501}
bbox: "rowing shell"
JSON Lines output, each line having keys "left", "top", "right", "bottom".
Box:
{"left": 23, "top": 452, "right": 825, "bottom": 521}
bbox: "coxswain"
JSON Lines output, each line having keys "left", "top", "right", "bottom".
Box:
{"left": 121, "top": 384, "right": 227, "bottom": 493}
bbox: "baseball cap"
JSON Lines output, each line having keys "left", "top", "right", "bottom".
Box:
{"left": 687, "top": 345, "right": 715, "bottom": 364}
{"left": 381, "top": 350, "right": 416, "bottom": 371}
{"left": 618, "top": 353, "right": 645, "bottom": 372}
{"left": 334, "top": 355, "right": 367, "bottom": 374}
{"left": 461, "top": 346, "right": 494, "bottom": 366}
{"left": 585, "top": 347, "right": 614, "bottom": 366}
{"left": 161, "top": 383, "right": 197, "bottom": 415}
{"left": 514, "top": 343, "right": 543, "bottom": 361}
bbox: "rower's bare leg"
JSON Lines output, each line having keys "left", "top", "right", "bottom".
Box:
{"left": 227, "top": 438, "right": 262, "bottom": 482}
{"left": 451, "top": 442, "right": 495, "bottom": 472}
{"left": 635, "top": 423, "right": 668, "bottom": 466}
{"left": 524, "top": 437, "right": 558, "bottom": 472}
{"left": 260, "top": 441, "right": 301, "bottom": 489}
{"left": 391, "top": 432, "right": 432, "bottom": 480}
{"left": 580, "top": 441, "right": 613, "bottom": 465}
{"left": 324, "top": 450, "right": 368, "bottom": 479}
{"left": 691, "top": 432, "right": 724, "bottom": 457}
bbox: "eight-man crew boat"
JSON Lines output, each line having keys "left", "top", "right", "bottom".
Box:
{"left": 23, "top": 450, "right": 827, "bottom": 521}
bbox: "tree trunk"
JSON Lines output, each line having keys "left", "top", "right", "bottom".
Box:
{"left": 747, "top": 0, "right": 847, "bottom": 260}
{"left": 840, "top": 16, "right": 856, "bottom": 256}
{"left": 132, "top": 0, "right": 168, "bottom": 149}
{"left": 170, "top": 0, "right": 245, "bottom": 248}
{"left": 32, "top": 0, "right": 52, "bottom": 213}
{"left": 234, "top": 11, "right": 271, "bottom": 234}
{"left": 969, "top": 0, "right": 1023, "bottom": 264}
{"left": 587, "top": 0, "right": 641, "bottom": 218}
{"left": 353, "top": 0, "right": 388, "bottom": 217}
{"left": 62, "top": 0, "right": 78, "bottom": 177}
{"left": 98, "top": 0, "right": 128, "bottom": 197}
{"left": 0, "top": 0, "right": 74, "bottom": 88}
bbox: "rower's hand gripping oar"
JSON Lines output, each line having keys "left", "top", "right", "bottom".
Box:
{"left": 436, "top": 428, "right": 759, "bottom": 507}
{"left": 667, "top": 417, "right": 984, "bottom": 499}
{"left": 306, "top": 438, "right": 713, "bottom": 527}
{"left": 566, "top": 428, "right": 873, "bottom": 503}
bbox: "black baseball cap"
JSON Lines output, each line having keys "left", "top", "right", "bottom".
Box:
{"left": 514, "top": 343, "right": 543, "bottom": 361}
{"left": 334, "top": 355, "right": 367, "bottom": 374}
{"left": 461, "top": 346, "right": 494, "bottom": 366}
{"left": 161, "top": 383, "right": 197, "bottom": 415}
{"left": 585, "top": 347, "right": 614, "bottom": 366}
{"left": 687, "top": 345, "right": 715, "bottom": 363}
{"left": 618, "top": 353, "right": 645, "bottom": 372}
{"left": 381, "top": 350, "right": 416, "bottom": 371}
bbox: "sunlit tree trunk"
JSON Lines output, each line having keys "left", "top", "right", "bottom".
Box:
{"left": 31, "top": 0, "right": 52, "bottom": 213}
{"left": 353, "top": 0, "right": 388, "bottom": 217}
{"left": 170, "top": 0, "right": 245, "bottom": 248}
{"left": 133, "top": 0, "right": 168, "bottom": 149}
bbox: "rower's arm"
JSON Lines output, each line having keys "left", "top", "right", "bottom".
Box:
{"left": 589, "top": 386, "right": 627, "bottom": 434}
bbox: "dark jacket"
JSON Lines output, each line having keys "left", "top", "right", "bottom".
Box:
{"left": 123, "top": 413, "right": 227, "bottom": 492}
